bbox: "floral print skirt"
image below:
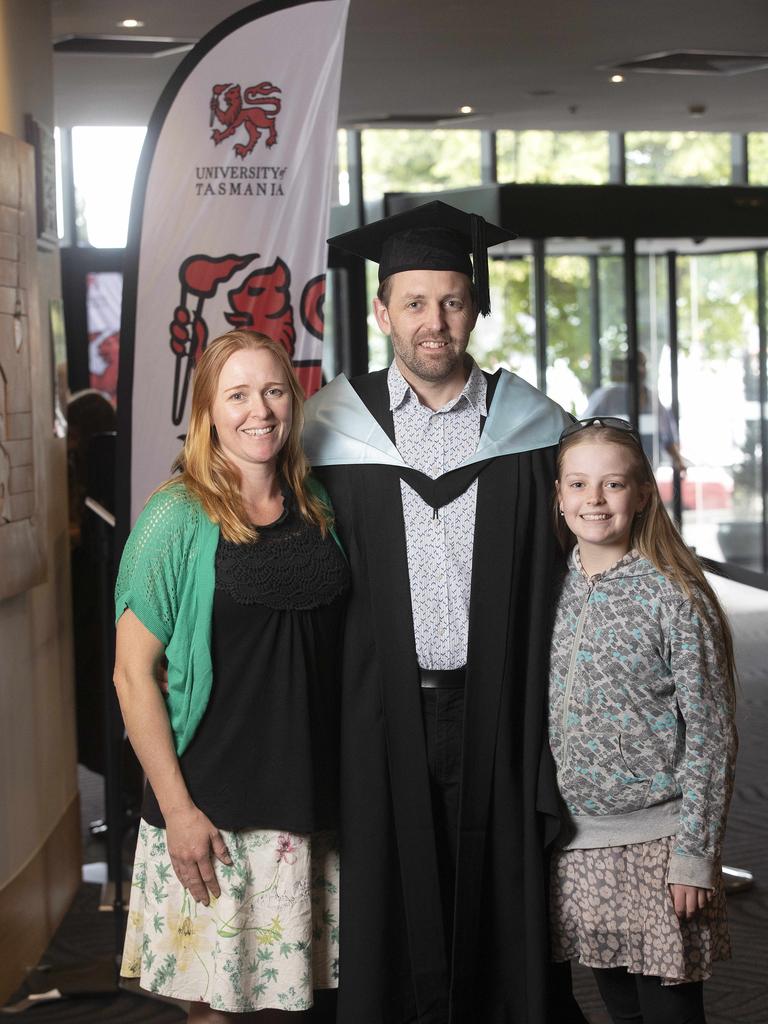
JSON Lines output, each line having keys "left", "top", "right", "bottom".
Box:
{"left": 550, "top": 836, "right": 731, "bottom": 985}
{"left": 121, "top": 820, "right": 339, "bottom": 1012}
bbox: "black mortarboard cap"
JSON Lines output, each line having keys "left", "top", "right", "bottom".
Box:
{"left": 327, "top": 200, "right": 516, "bottom": 317}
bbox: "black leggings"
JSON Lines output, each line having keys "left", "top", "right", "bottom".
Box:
{"left": 593, "top": 967, "right": 706, "bottom": 1024}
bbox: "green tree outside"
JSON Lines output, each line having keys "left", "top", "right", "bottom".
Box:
{"left": 625, "top": 132, "right": 731, "bottom": 185}
{"left": 497, "top": 131, "right": 609, "bottom": 184}
{"left": 361, "top": 129, "right": 482, "bottom": 198}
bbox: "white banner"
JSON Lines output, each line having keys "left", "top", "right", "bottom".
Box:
{"left": 118, "top": 0, "right": 349, "bottom": 526}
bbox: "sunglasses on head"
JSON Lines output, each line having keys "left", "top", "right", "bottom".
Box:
{"left": 559, "top": 416, "right": 642, "bottom": 446}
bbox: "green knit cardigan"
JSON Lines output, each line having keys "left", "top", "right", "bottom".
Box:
{"left": 114, "top": 478, "right": 340, "bottom": 755}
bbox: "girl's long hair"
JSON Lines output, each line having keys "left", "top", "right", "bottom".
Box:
{"left": 161, "top": 330, "right": 329, "bottom": 543}
{"left": 555, "top": 424, "right": 736, "bottom": 693}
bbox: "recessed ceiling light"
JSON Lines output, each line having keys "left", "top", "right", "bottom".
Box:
{"left": 610, "top": 74, "right": 624, "bottom": 83}
{"left": 459, "top": 105, "right": 474, "bottom": 114}
{"left": 118, "top": 18, "right": 144, "bottom": 28}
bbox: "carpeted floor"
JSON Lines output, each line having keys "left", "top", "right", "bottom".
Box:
{"left": 1, "top": 883, "right": 185, "bottom": 1021}
{"left": 4, "top": 574, "right": 767, "bottom": 1022}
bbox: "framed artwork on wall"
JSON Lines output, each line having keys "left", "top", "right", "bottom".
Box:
{"left": 24, "top": 115, "right": 58, "bottom": 251}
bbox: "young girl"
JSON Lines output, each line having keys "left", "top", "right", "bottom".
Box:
{"left": 548, "top": 417, "right": 737, "bottom": 1024}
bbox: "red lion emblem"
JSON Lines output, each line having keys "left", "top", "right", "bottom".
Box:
{"left": 210, "top": 82, "right": 282, "bottom": 158}
{"left": 169, "top": 253, "right": 323, "bottom": 424}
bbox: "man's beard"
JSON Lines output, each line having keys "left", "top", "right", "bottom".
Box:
{"left": 391, "top": 328, "right": 465, "bottom": 384}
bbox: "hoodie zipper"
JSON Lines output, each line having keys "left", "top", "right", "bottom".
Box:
{"left": 561, "top": 578, "right": 594, "bottom": 766}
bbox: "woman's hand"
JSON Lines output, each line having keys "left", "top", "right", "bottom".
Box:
{"left": 114, "top": 610, "right": 232, "bottom": 907}
{"left": 668, "top": 883, "right": 712, "bottom": 919}
{"left": 165, "top": 805, "right": 233, "bottom": 905}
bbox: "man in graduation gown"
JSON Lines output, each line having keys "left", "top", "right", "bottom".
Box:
{"left": 304, "top": 201, "right": 584, "bottom": 1024}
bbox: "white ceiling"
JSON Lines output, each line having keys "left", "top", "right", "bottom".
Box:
{"left": 52, "top": 0, "right": 768, "bottom": 132}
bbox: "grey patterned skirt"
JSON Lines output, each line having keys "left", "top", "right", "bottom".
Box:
{"left": 550, "top": 836, "right": 731, "bottom": 985}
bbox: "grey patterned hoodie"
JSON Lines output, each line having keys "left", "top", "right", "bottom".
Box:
{"left": 548, "top": 548, "right": 737, "bottom": 889}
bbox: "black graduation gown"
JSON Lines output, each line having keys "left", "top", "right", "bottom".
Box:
{"left": 313, "top": 369, "right": 568, "bottom": 1024}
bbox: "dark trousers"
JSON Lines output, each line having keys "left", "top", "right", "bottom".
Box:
{"left": 593, "top": 967, "right": 706, "bottom": 1024}
{"left": 420, "top": 687, "right": 465, "bottom": 952}
{"left": 420, "top": 688, "right": 588, "bottom": 1024}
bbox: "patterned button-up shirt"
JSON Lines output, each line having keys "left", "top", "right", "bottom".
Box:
{"left": 388, "top": 360, "right": 487, "bottom": 670}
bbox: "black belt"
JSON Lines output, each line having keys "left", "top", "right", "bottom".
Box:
{"left": 419, "top": 666, "right": 466, "bottom": 690}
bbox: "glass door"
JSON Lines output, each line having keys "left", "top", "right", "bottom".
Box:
{"left": 674, "top": 245, "right": 766, "bottom": 573}
{"left": 543, "top": 239, "right": 627, "bottom": 418}
{"left": 483, "top": 234, "right": 768, "bottom": 577}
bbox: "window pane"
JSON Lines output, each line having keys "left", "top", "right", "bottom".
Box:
{"left": 625, "top": 131, "right": 731, "bottom": 185}
{"left": 596, "top": 255, "right": 628, "bottom": 383}
{"left": 748, "top": 133, "right": 768, "bottom": 184}
{"left": 86, "top": 271, "right": 123, "bottom": 406}
{"left": 677, "top": 251, "right": 761, "bottom": 570}
{"left": 336, "top": 129, "right": 350, "bottom": 206}
{"left": 548, "top": 244, "right": 628, "bottom": 417}
{"left": 72, "top": 126, "right": 147, "bottom": 247}
{"left": 367, "top": 261, "right": 390, "bottom": 370}
{"left": 321, "top": 267, "right": 337, "bottom": 383}
{"left": 361, "top": 129, "right": 481, "bottom": 199}
{"left": 544, "top": 254, "right": 594, "bottom": 413}
{"left": 637, "top": 255, "right": 677, "bottom": 514}
{"left": 473, "top": 253, "right": 537, "bottom": 386}
{"left": 497, "top": 131, "right": 609, "bottom": 184}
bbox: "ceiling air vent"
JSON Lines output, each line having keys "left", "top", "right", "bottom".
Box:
{"left": 54, "top": 35, "right": 195, "bottom": 58}
{"left": 354, "top": 113, "right": 471, "bottom": 126}
{"left": 612, "top": 50, "right": 768, "bottom": 76}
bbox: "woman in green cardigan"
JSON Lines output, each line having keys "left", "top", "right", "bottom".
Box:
{"left": 114, "top": 330, "right": 349, "bottom": 1021}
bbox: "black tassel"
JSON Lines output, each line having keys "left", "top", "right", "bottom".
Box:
{"left": 470, "top": 213, "right": 491, "bottom": 317}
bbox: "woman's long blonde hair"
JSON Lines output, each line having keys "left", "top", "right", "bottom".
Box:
{"left": 162, "top": 330, "right": 329, "bottom": 543}
{"left": 555, "top": 424, "right": 736, "bottom": 692}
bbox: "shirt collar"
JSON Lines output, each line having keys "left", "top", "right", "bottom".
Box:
{"left": 387, "top": 359, "right": 487, "bottom": 415}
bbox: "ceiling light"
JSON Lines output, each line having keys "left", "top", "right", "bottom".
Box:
{"left": 459, "top": 105, "right": 474, "bottom": 114}
{"left": 610, "top": 74, "right": 624, "bottom": 83}
{"left": 118, "top": 19, "right": 144, "bottom": 28}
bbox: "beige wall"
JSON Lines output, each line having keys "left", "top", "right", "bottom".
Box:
{"left": 0, "top": 0, "right": 80, "bottom": 1004}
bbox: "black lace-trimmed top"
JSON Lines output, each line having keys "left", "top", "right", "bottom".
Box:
{"left": 214, "top": 489, "right": 348, "bottom": 611}
{"left": 142, "top": 488, "right": 350, "bottom": 833}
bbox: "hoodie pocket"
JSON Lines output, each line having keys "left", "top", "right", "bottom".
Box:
{"left": 618, "top": 733, "right": 651, "bottom": 782}
{"left": 560, "top": 730, "right": 653, "bottom": 815}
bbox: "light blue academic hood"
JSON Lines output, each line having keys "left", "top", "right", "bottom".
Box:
{"left": 303, "top": 369, "right": 570, "bottom": 469}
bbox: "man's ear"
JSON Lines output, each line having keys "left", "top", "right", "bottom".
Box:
{"left": 468, "top": 304, "right": 479, "bottom": 332}
{"left": 373, "top": 296, "right": 391, "bottom": 336}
